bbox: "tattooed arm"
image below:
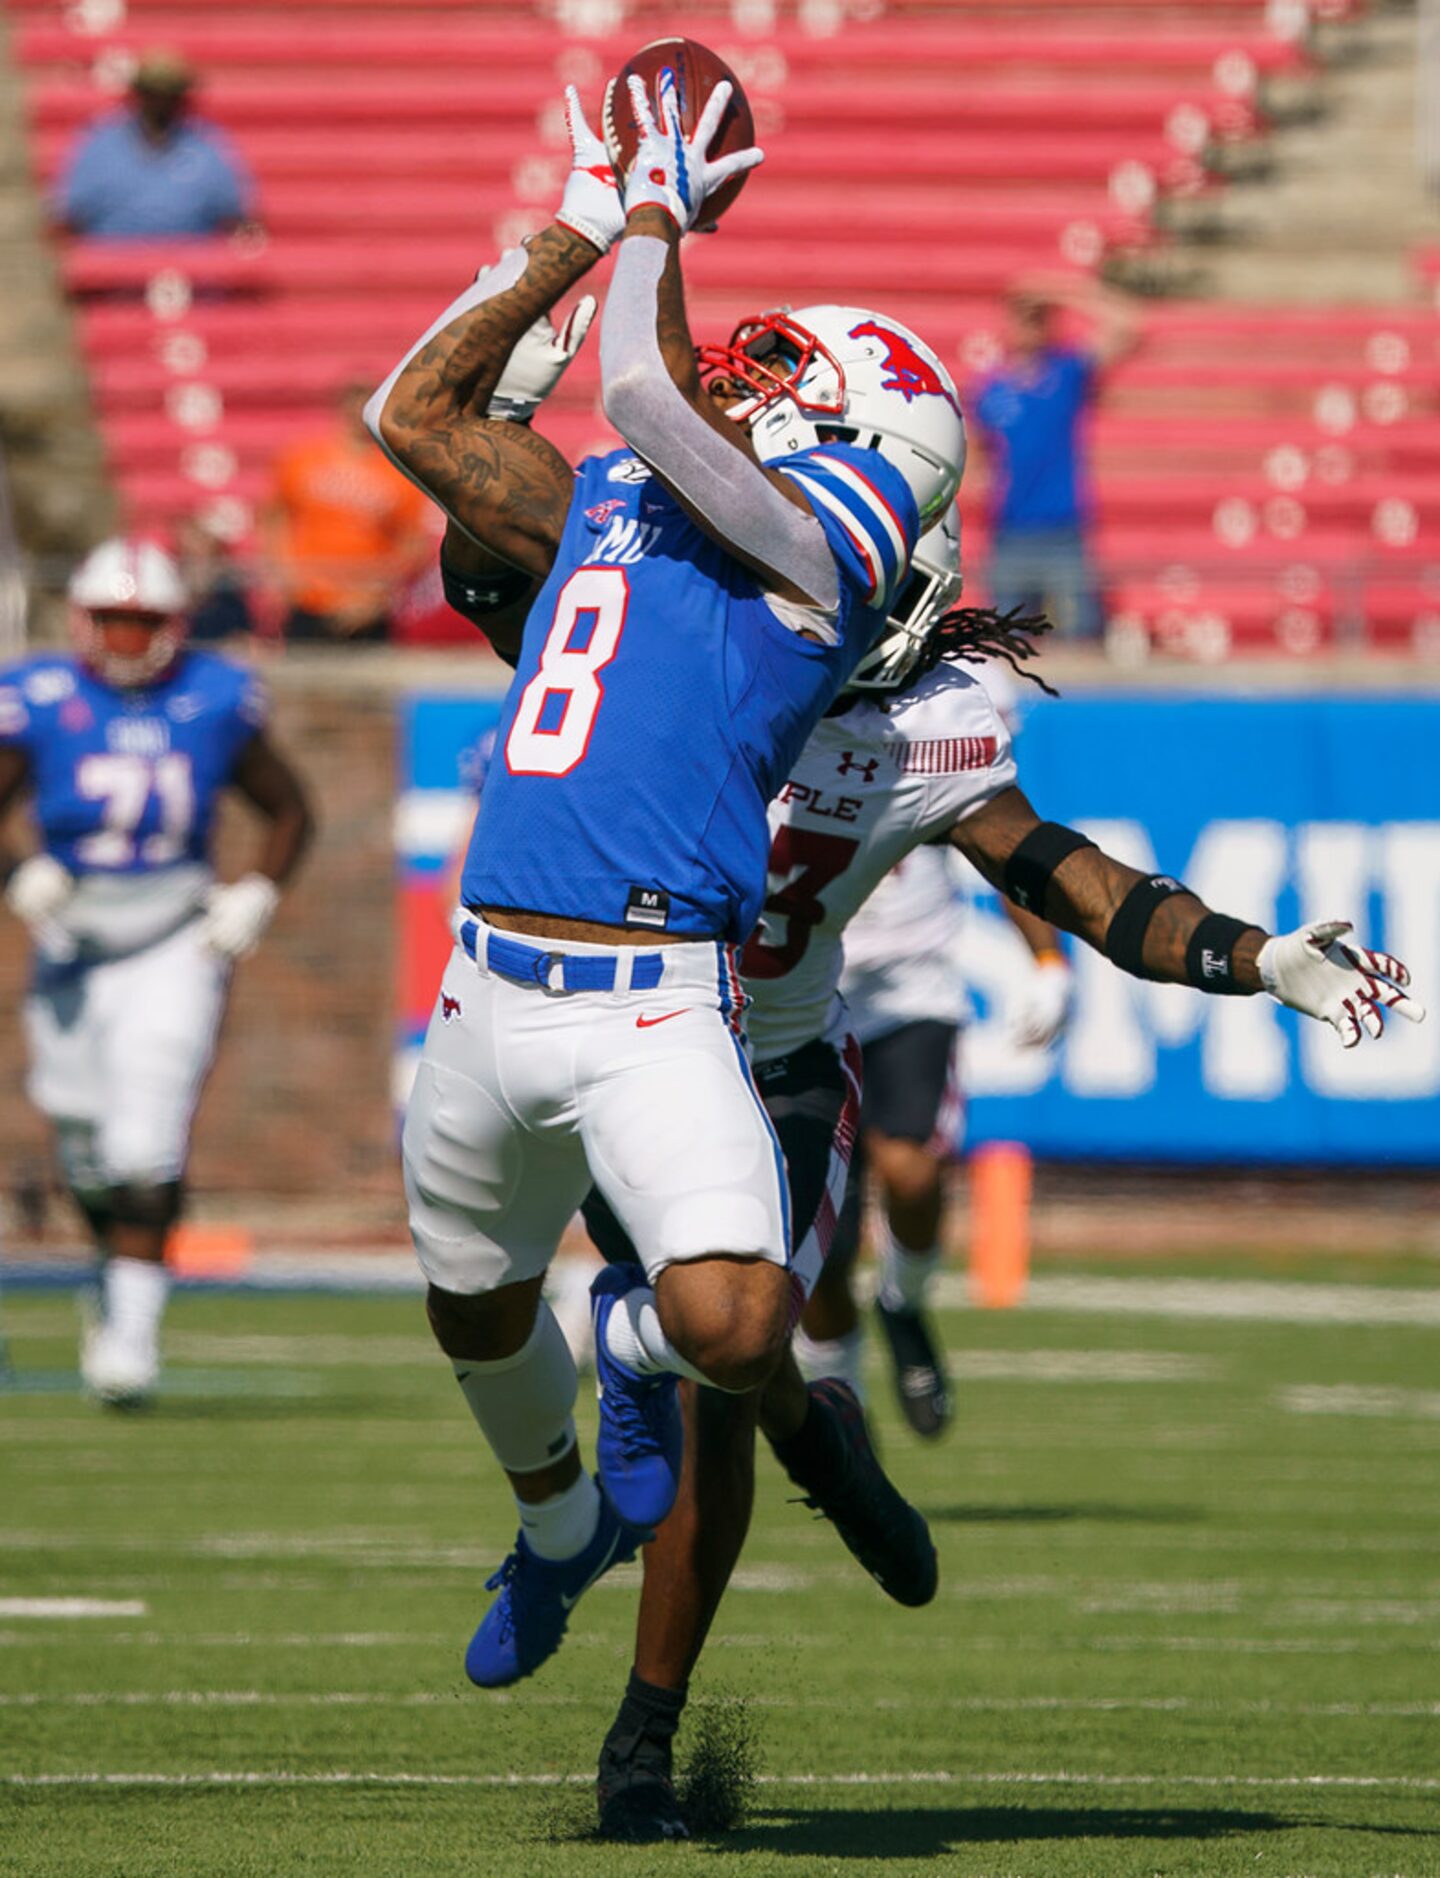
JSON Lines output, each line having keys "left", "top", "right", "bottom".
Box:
{"left": 368, "top": 228, "right": 598, "bottom": 578}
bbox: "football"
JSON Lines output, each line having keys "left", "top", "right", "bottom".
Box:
{"left": 602, "top": 37, "right": 756, "bottom": 227}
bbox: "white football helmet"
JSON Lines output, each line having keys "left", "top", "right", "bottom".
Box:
{"left": 698, "top": 304, "right": 967, "bottom": 526}
{"left": 68, "top": 537, "right": 189, "bottom": 688}
{"left": 847, "top": 506, "right": 964, "bottom": 694}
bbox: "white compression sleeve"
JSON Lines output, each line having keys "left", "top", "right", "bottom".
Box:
{"left": 451, "top": 1300, "right": 579, "bottom": 1476}
{"left": 362, "top": 247, "right": 530, "bottom": 479}
{"left": 600, "top": 236, "right": 840, "bottom": 613}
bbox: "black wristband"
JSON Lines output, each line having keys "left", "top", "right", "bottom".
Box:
{"left": 1002, "top": 821, "right": 1096, "bottom": 914}
{"left": 1185, "top": 913, "right": 1257, "bottom": 995}
{"left": 440, "top": 555, "right": 534, "bottom": 623}
{"left": 1104, "top": 874, "right": 1189, "bottom": 979}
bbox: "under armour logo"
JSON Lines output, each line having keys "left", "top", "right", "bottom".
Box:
{"left": 836, "top": 752, "right": 879, "bottom": 783}
{"left": 1201, "top": 949, "right": 1228, "bottom": 979}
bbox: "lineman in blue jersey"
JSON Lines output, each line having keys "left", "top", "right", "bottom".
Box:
{"left": 0, "top": 538, "right": 313, "bottom": 1405}
{"left": 367, "top": 71, "right": 967, "bottom": 1689}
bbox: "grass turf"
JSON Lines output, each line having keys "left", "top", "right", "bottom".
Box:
{"left": 1, "top": 1266, "right": 1438, "bottom": 1877}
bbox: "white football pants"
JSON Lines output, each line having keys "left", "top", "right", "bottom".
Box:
{"left": 403, "top": 914, "right": 791, "bottom": 1295}
{"left": 24, "top": 919, "right": 229, "bottom": 1186}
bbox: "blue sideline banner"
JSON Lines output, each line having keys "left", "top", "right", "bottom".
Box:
{"left": 399, "top": 692, "right": 1440, "bottom": 1166}
{"left": 960, "top": 694, "right": 1440, "bottom": 1165}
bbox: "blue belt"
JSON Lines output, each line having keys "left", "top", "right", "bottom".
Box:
{"left": 459, "top": 918, "right": 665, "bottom": 993}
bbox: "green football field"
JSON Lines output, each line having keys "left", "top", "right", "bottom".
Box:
{"left": 2, "top": 1263, "right": 1438, "bottom": 1878}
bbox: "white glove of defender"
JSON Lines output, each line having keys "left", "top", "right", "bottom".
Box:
{"left": 1258, "top": 919, "right": 1425, "bottom": 1049}
{"left": 1011, "top": 955, "right": 1073, "bottom": 1050}
{"left": 4, "top": 853, "right": 74, "bottom": 927}
{"left": 200, "top": 873, "right": 280, "bottom": 961}
{"left": 617, "top": 70, "right": 763, "bottom": 234}
{"left": 555, "top": 86, "right": 625, "bottom": 255}
{"left": 487, "top": 293, "right": 597, "bottom": 424}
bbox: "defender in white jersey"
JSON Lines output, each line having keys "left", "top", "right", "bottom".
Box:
{"left": 815, "top": 661, "right": 1072, "bottom": 1438}
{"left": 589, "top": 502, "right": 1424, "bottom": 1840}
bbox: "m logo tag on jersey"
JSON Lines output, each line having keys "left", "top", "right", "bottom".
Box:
{"left": 625, "top": 886, "right": 670, "bottom": 930}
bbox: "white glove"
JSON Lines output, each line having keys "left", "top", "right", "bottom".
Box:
{"left": 1011, "top": 954, "right": 1072, "bottom": 1050}
{"left": 487, "top": 294, "right": 597, "bottom": 424}
{"left": 4, "top": 853, "right": 74, "bottom": 927}
{"left": 555, "top": 86, "right": 625, "bottom": 255}
{"left": 200, "top": 873, "right": 280, "bottom": 961}
{"left": 1258, "top": 919, "right": 1425, "bottom": 1049}
{"left": 616, "top": 70, "right": 763, "bottom": 234}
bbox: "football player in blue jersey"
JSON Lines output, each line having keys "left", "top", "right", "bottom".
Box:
{"left": 367, "top": 72, "right": 969, "bottom": 1690}
{"left": 0, "top": 537, "right": 313, "bottom": 1405}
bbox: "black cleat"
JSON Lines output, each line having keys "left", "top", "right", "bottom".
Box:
{"left": 597, "top": 1694, "right": 691, "bottom": 1843}
{"left": 770, "top": 1377, "right": 938, "bottom": 1607}
{"left": 875, "top": 1298, "right": 953, "bottom": 1440}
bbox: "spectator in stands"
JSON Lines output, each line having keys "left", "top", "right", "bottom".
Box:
{"left": 176, "top": 513, "right": 254, "bottom": 643}
{"left": 262, "top": 381, "right": 433, "bottom": 645}
{"left": 971, "top": 275, "right": 1138, "bottom": 641}
{"left": 54, "top": 49, "right": 255, "bottom": 241}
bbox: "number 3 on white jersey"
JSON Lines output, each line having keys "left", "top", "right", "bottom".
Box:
{"left": 504, "top": 567, "right": 629, "bottom": 777}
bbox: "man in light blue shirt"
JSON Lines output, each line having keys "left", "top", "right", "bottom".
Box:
{"left": 55, "top": 48, "right": 254, "bottom": 241}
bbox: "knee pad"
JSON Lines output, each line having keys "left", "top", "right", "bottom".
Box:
{"left": 107, "top": 1180, "right": 184, "bottom": 1234}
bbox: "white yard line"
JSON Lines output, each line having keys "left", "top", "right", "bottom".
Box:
{"left": 0, "top": 1599, "right": 147, "bottom": 1618}
{"left": 1, "top": 1691, "right": 1436, "bottom": 1717}
{"left": 3, "top": 1770, "right": 1438, "bottom": 1792}
{"left": 0, "top": 1632, "right": 455, "bottom": 1649}
{"left": 1280, "top": 1385, "right": 1440, "bottom": 1420}
{"left": 1011, "top": 1275, "right": 1440, "bottom": 1329}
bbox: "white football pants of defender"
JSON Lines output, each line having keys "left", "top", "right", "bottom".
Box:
{"left": 24, "top": 920, "right": 229, "bottom": 1188}
{"left": 404, "top": 914, "right": 791, "bottom": 1297}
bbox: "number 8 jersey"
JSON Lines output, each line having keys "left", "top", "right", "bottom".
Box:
{"left": 461, "top": 442, "right": 920, "bottom": 944}
{"left": 0, "top": 649, "right": 266, "bottom": 955}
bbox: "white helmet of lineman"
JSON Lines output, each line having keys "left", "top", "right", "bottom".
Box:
{"left": 68, "top": 537, "right": 189, "bottom": 689}
{"left": 846, "top": 506, "right": 964, "bottom": 694}
{"left": 699, "top": 304, "right": 967, "bottom": 527}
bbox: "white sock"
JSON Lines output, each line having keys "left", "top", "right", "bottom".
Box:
{"left": 518, "top": 1470, "right": 601, "bottom": 1562}
{"left": 602, "top": 1284, "right": 709, "bottom": 1385}
{"left": 877, "top": 1230, "right": 941, "bottom": 1314}
{"left": 792, "top": 1325, "right": 866, "bottom": 1402}
{"left": 102, "top": 1257, "right": 170, "bottom": 1358}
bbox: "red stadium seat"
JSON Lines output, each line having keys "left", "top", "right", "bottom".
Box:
{"left": 17, "top": 0, "right": 1419, "bottom": 656}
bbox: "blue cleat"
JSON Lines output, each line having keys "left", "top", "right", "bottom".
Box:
{"left": 590, "top": 1264, "right": 684, "bottom": 1531}
{"left": 465, "top": 1483, "right": 640, "bottom": 1689}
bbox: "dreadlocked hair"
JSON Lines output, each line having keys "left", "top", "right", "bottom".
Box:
{"left": 912, "top": 603, "right": 1059, "bottom": 698}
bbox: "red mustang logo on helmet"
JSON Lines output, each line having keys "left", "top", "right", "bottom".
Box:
{"left": 848, "top": 320, "right": 962, "bottom": 417}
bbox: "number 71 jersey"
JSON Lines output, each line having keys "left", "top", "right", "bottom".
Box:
{"left": 741, "top": 660, "right": 1018, "bottom": 1063}
{"left": 0, "top": 650, "right": 265, "bottom": 876}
